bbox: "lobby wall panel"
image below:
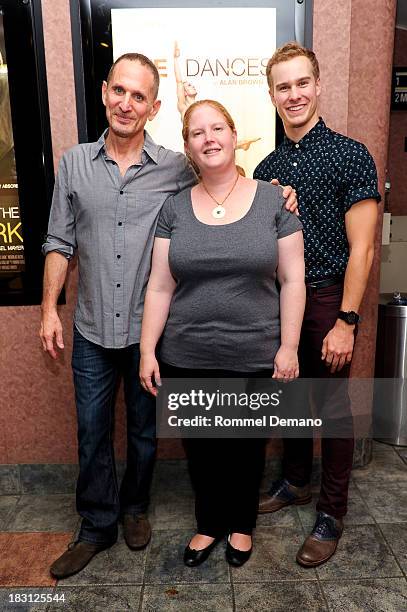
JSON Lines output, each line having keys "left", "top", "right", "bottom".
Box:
{"left": 313, "top": 0, "right": 352, "bottom": 135}
{"left": 42, "top": 0, "right": 78, "bottom": 169}
{"left": 347, "top": 0, "right": 396, "bottom": 378}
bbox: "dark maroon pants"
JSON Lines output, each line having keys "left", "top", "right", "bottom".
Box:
{"left": 282, "top": 282, "right": 355, "bottom": 519}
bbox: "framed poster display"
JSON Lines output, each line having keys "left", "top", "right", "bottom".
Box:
{"left": 391, "top": 67, "right": 407, "bottom": 110}
{"left": 0, "top": 0, "right": 53, "bottom": 306}
{"left": 72, "top": 0, "right": 313, "bottom": 170}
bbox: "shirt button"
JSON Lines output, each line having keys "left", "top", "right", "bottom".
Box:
{"left": 118, "top": 222, "right": 122, "bottom": 226}
{"left": 117, "top": 254, "right": 121, "bottom": 259}
{"left": 293, "top": 162, "right": 298, "bottom": 167}
{"left": 120, "top": 190, "right": 124, "bottom": 195}
{"left": 116, "top": 313, "right": 120, "bottom": 317}
{"left": 295, "top": 144, "right": 300, "bottom": 148}
{"left": 117, "top": 283, "right": 121, "bottom": 288}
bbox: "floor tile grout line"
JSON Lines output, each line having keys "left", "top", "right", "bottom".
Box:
{"left": 229, "top": 564, "right": 236, "bottom": 612}
{"left": 45, "top": 581, "right": 60, "bottom": 612}
{"left": 312, "top": 576, "right": 332, "bottom": 612}
{"left": 1, "top": 580, "right": 336, "bottom": 586}
{"left": 317, "top": 575, "right": 407, "bottom": 583}
{"left": 53, "top": 581, "right": 145, "bottom": 588}
{"left": 261, "top": 573, "right": 407, "bottom": 585}
{"left": 137, "top": 536, "right": 150, "bottom": 612}
{"left": 296, "top": 505, "right": 311, "bottom": 535}
{"left": 228, "top": 578, "right": 327, "bottom": 584}
{"left": 351, "top": 478, "right": 386, "bottom": 527}
{"left": 55, "top": 580, "right": 231, "bottom": 586}
{"left": 374, "top": 521, "right": 407, "bottom": 579}
{"left": 17, "top": 464, "right": 22, "bottom": 497}
{"left": 2, "top": 495, "right": 22, "bottom": 531}
{"left": 1, "top": 575, "right": 406, "bottom": 592}
{"left": 137, "top": 583, "right": 145, "bottom": 612}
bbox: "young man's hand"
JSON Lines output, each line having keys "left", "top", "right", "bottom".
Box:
{"left": 271, "top": 178, "right": 299, "bottom": 215}
{"left": 321, "top": 320, "right": 355, "bottom": 373}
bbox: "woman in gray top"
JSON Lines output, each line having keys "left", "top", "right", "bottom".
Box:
{"left": 140, "top": 100, "right": 305, "bottom": 567}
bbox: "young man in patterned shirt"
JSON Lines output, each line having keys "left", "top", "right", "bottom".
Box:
{"left": 254, "top": 42, "right": 380, "bottom": 567}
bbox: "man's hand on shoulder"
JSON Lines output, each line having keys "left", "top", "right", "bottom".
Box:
{"left": 40, "top": 308, "right": 64, "bottom": 360}
{"left": 270, "top": 178, "right": 299, "bottom": 215}
{"left": 321, "top": 320, "right": 355, "bottom": 373}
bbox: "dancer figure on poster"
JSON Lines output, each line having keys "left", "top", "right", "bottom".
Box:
{"left": 174, "top": 41, "right": 197, "bottom": 118}
{"left": 173, "top": 41, "right": 260, "bottom": 153}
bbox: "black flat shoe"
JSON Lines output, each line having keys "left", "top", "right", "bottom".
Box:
{"left": 226, "top": 538, "right": 252, "bottom": 567}
{"left": 183, "top": 537, "right": 219, "bottom": 567}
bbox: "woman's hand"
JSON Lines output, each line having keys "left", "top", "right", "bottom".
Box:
{"left": 272, "top": 346, "right": 299, "bottom": 381}
{"left": 140, "top": 352, "right": 161, "bottom": 396}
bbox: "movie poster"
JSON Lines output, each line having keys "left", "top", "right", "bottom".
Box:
{"left": 0, "top": 15, "right": 24, "bottom": 273}
{"left": 111, "top": 7, "right": 276, "bottom": 178}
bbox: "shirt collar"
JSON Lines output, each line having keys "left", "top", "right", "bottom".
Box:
{"left": 282, "top": 117, "right": 327, "bottom": 151}
{"left": 142, "top": 130, "right": 159, "bottom": 164}
{"left": 91, "top": 130, "right": 108, "bottom": 160}
{"left": 91, "top": 129, "right": 160, "bottom": 164}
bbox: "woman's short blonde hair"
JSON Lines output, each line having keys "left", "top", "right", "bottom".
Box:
{"left": 266, "top": 42, "right": 320, "bottom": 90}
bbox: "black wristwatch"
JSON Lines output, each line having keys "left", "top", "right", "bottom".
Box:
{"left": 338, "top": 310, "right": 360, "bottom": 325}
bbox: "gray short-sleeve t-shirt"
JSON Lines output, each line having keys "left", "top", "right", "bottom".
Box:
{"left": 155, "top": 179, "right": 302, "bottom": 371}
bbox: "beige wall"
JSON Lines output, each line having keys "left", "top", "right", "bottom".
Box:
{"left": 0, "top": 0, "right": 396, "bottom": 463}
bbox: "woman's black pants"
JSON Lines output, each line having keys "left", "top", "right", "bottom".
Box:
{"left": 160, "top": 363, "right": 271, "bottom": 538}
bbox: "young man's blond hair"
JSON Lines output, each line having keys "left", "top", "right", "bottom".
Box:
{"left": 266, "top": 41, "right": 320, "bottom": 90}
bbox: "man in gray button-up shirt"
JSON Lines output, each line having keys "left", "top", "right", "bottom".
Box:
{"left": 40, "top": 53, "right": 196, "bottom": 579}
{"left": 43, "top": 128, "right": 193, "bottom": 348}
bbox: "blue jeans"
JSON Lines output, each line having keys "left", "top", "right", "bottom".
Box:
{"left": 72, "top": 327, "right": 156, "bottom": 545}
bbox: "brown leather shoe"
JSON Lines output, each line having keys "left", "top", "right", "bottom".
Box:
{"left": 296, "top": 511, "right": 344, "bottom": 567}
{"left": 258, "top": 479, "right": 312, "bottom": 514}
{"left": 123, "top": 513, "right": 151, "bottom": 550}
{"left": 50, "top": 541, "right": 112, "bottom": 579}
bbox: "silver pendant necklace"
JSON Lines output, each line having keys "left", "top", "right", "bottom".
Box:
{"left": 201, "top": 173, "right": 240, "bottom": 219}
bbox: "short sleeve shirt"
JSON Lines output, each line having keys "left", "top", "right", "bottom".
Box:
{"left": 155, "top": 180, "right": 303, "bottom": 371}
{"left": 254, "top": 119, "right": 381, "bottom": 282}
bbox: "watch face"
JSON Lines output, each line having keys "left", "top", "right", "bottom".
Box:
{"left": 347, "top": 312, "right": 358, "bottom": 324}
{"left": 339, "top": 310, "right": 359, "bottom": 324}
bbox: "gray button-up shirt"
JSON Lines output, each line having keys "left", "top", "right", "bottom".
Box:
{"left": 43, "top": 130, "right": 196, "bottom": 348}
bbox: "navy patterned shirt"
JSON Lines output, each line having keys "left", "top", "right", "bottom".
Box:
{"left": 254, "top": 119, "right": 381, "bottom": 282}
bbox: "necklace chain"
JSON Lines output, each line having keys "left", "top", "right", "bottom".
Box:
{"left": 201, "top": 173, "right": 240, "bottom": 214}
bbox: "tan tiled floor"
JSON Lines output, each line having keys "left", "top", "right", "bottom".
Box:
{"left": 0, "top": 443, "right": 406, "bottom": 611}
